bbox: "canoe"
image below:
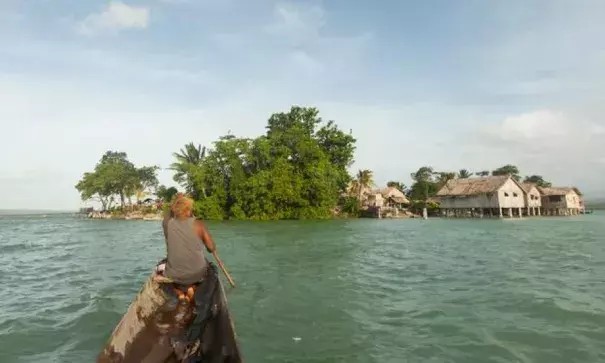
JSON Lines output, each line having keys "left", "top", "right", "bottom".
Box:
{"left": 97, "top": 260, "right": 243, "bottom": 363}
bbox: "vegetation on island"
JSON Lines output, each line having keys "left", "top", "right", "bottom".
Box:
{"left": 75, "top": 105, "right": 585, "bottom": 220}
{"left": 75, "top": 151, "right": 160, "bottom": 212}
{"left": 166, "top": 106, "right": 356, "bottom": 220}
{"left": 76, "top": 106, "right": 358, "bottom": 220}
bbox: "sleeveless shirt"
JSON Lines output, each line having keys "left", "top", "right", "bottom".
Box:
{"left": 163, "top": 217, "right": 208, "bottom": 285}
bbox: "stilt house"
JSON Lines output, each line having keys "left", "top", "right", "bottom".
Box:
{"left": 436, "top": 175, "right": 526, "bottom": 218}
{"left": 520, "top": 183, "right": 542, "bottom": 216}
{"left": 538, "top": 187, "right": 582, "bottom": 216}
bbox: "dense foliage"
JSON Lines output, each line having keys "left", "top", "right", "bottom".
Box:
{"left": 156, "top": 185, "right": 180, "bottom": 202}
{"left": 170, "top": 106, "right": 356, "bottom": 220}
{"left": 75, "top": 151, "right": 159, "bottom": 210}
{"left": 523, "top": 175, "right": 552, "bottom": 188}
{"left": 492, "top": 164, "right": 520, "bottom": 180}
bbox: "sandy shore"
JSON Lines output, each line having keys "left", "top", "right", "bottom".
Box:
{"left": 87, "top": 212, "right": 163, "bottom": 221}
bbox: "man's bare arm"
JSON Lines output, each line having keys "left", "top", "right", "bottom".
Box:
{"left": 195, "top": 220, "right": 216, "bottom": 253}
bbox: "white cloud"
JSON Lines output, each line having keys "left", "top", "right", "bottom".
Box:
{"left": 77, "top": 2, "right": 149, "bottom": 35}
{"left": 289, "top": 50, "right": 325, "bottom": 75}
{"left": 209, "top": 1, "right": 371, "bottom": 83}
{"left": 455, "top": 110, "right": 605, "bottom": 196}
{"left": 3, "top": 0, "right": 605, "bottom": 209}
{"left": 266, "top": 1, "right": 325, "bottom": 41}
{"left": 487, "top": 110, "right": 569, "bottom": 142}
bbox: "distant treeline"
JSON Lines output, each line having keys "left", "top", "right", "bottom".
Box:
{"left": 585, "top": 202, "right": 605, "bottom": 210}
{"left": 74, "top": 105, "right": 596, "bottom": 220}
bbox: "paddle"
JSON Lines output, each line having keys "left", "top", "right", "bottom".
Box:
{"left": 212, "top": 251, "right": 236, "bottom": 288}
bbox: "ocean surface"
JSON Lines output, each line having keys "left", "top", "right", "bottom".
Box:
{"left": 1, "top": 213, "right": 604, "bottom": 363}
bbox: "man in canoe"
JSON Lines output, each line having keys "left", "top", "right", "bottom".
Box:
{"left": 162, "top": 195, "right": 216, "bottom": 285}
{"left": 97, "top": 194, "right": 242, "bottom": 363}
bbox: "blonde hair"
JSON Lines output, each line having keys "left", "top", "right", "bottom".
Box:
{"left": 171, "top": 195, "right": 194, "bottom": 219}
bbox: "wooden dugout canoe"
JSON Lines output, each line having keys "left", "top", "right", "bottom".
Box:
{"left": 97, "top": 261, "right": 243, "bottom": 363}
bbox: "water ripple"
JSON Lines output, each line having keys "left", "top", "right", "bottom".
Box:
{"left": 1, "top": 215, "right": 605, "bottom": 362}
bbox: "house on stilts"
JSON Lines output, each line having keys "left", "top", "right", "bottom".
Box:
{"left": 520, "top": 183, "right": 542, "bottom": 216}
{"left": 436, "top": 175, "right": 527, "bottom": 218}
{"left": 538, "top": 187, "right": 582, "bottom": 216}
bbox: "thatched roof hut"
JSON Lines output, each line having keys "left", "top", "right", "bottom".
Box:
{"left": 520, "top": 182, "right": 536, "bottom": 193}
{"left": 537, "top": 186, "right": 576, "bottom": 196}
{"left": 436, "top": 175, "right": 511, "bottom": 197}
{"left": 379, "top": 186, "right": 410, "bottom": 205}
{"left": 436, "top": 175, "right": 526, "bottom": 210}
{"left": 538, "top": 186, "right": 582, "bottom": 212}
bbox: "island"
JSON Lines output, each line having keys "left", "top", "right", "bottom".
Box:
{"left": 75, "top": 106, "right": 588, "bottom": 221}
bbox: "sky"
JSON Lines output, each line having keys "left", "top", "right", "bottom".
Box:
{"left": 1, "top": 0, "right": 604, "bottom": 210}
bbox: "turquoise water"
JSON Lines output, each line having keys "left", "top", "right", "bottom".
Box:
{"left": 1, "top": 214, "right": 604, "bottom": 362}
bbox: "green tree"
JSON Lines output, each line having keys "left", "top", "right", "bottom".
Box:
{"left": 156, "top": 185, "right": 179, "bottom": 202}
{"left": 75, "top": 171, "right": 113, "bottom": 211}
{"left": 492, "top": 164, "right": 521, "bottom": 180}
{"left": 475, "top": 170, "right": 490, "bottom": 177}
{"left": 170, "top": 143, "right": 207, "bottom": 198}
{"left": 410, "top": 166, "right": 435, "bottom": 183}
{"left": 436, "top": 172, "right": 456, "bottom": 187}
{"left": 340, "top": 196, "right": 360, "bottom": 217}
{"left": 351, "top": 169, "right": 374, "bottom": 204}
{"left": 94, "top": 151, "right": 139, "bottom": 207}
{"left": 407, "top": 179, "right": 440, "bottom": 216}
{"left": 387, "top": 181, "right": 407, "bottom": 192}
{"left": 75, "top": 151, "right": 158, "bottom": 210}
{"left": 523, "top": 175, "right": 552, "bottom": 188}
{"left": 167, "top": 106, "right": 356, "bottom": 220}
{"left": 134, "top": 165, "right": 160, "bottom": 203}
{"left": 458, "top": 169, "right": 472, "bottom": 179}
{"left": 315, "top": 120, "right": 356, "bottom": 193}
{"left": 408, "top": 166, "right": 439, "bottom": 204}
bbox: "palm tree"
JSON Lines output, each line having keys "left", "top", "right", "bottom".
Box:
{"left": 171, "top": 143, "right": 206, "bottom": 170}
{"left": 170, "top": 142, "right": 206, "bottom": 198}
{"left": 437, "top": 172, "right": 456, "bottom": 186}
{"left": 351, "top": 169, "right": 374, "bottom": 204}
{"left": 458, "top": 169, "right": 472, "bottom": 179}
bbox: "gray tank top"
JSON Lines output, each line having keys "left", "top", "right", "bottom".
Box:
{"left": 163, "top": 217, "right": 208, "bottom": 285}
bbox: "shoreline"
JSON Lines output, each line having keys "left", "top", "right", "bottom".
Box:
{"left": 85, "top": 211, "right": 163, "bottom": 221}
{"left": 82, "top": 210, "right": 421, "bottom": 221}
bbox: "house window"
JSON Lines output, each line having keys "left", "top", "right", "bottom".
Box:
{"left": 504, "top": 192, "right": 509, "bottom": 197}
{"left": 513, "top": 192, "right": 518, "bottom": 197}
